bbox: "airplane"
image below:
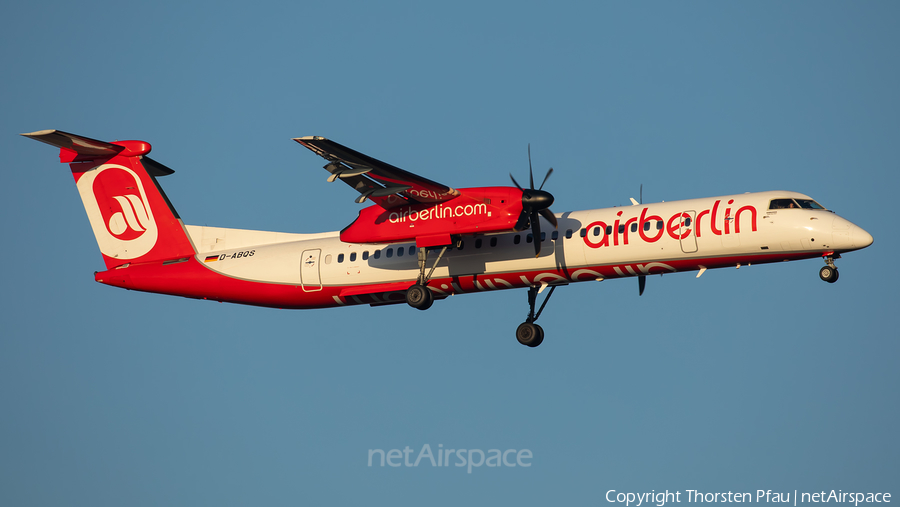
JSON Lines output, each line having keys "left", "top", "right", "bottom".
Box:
{"left": 23, "top": 129, "right": 874, "bottom": 347}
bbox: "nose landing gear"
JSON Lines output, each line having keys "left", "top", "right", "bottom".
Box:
{"left": 819, "top": 255, "right": 840, "bottom": 283}
{"left": 516, "top": 322, "right": 544, "bottom": 347}
{"left": 516, "top": 284, "right": 557, "bottom": 347}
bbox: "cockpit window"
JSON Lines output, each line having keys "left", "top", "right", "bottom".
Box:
{"left": 768, "top": 198, "right": 827, "bottom": 210}
{"left": 769, "top": 199, "right": 798, "bottom": 209}
{"left": 796, "top": 199, "right": 825, "bottom": 210}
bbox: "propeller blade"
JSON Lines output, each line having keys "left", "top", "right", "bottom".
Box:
{"left": 527, "top": 144, "right": 534, "bottom": 190}
{"left": 638, "top": 275, "right": 646, "bottom": 296}
{"left": 515, "top": 144, "right": 556, "bottom": 256}
{"left": 509, "top": 173, "right": 523, "bottom": 191}
{"left": 513, "top": 209, "right": 530, "bottom": 232}
{"left": 538, "top": 167, "right": 553, "bottom": 191}
{"left": 539, "top": 208, "right": 558, "bottom": 229}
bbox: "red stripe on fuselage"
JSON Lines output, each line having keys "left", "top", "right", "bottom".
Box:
{"left": 93, "top": 250, "right": 826, "bottom": 309}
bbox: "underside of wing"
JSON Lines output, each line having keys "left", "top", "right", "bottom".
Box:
{"left": 294, "top": 136, "right": 459, "bottom": 209}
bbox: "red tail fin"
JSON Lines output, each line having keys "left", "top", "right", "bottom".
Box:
{"left": 23, "top": 130, "right": 196, "bottom": 269}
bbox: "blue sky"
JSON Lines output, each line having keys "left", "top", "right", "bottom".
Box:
{"left": 1, "top": 1, "right": 897, "bottom": 505}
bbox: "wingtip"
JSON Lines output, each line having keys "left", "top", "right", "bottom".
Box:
{"left": 20, "top": 129, "right": 56, "bottom": 137}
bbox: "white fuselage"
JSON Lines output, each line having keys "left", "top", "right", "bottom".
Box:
{"left": 182, "top": 191, "right": 872, "bottom": 306}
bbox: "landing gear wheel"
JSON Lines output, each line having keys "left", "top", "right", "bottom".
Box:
{"left": 406, "top": 284, "right": 434, "bottom": 310}
{"left": 516, "top": 322, "right": 544, "bottom": 347}
{"left": 819, "top": 265, "right": 839, "bottom": 283}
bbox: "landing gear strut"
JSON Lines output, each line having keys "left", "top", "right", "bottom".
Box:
{"left": 819, "top": 255, "right": 840, "bottom": 283}
{"left": 405, "top": 245, "right": 449, "bottom": 310}
{"left": 516, "top": 285, "right": 557, "bottom": 347}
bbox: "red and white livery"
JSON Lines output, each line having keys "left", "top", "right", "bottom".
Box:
{"left": 24, "top": 130, "right": 874, "bottom": 347}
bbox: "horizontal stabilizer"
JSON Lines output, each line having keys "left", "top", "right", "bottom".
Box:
{"left": 22, "top": 129, "right": 163, "bottom": 166}
{"left": 21, "top": 130, "right": 124, "bottom": 158}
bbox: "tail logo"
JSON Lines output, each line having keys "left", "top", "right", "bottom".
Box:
{"left": 107, "top": 194, "right": 151, "bottom": 237}
{"left": 76, "top": 164, "right": 159, "bottom": 259}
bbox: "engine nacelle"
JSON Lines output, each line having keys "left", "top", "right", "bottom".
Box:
{"left": 340, "top": 187, "right": 524, "bottom": 244}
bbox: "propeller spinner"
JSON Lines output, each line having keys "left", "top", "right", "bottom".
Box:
{"left": 510, "top": 145, "right": 557, "bottom": 257}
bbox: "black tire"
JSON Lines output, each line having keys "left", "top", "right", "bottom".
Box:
{"left": 819, "top": 266, "right": 839, "bottom": 283}
{"left": 516, "top": 322, "right": 543, "bottom": 347}
{"left": 406, "top": 284, "right": 434, "bottom": 310}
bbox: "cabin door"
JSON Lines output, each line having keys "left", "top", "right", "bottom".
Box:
{"left": 300, "top": 249, "right": 323, "bottom": 292}
{"left": 679, "top": 210, "right": 698, "bottom": 253}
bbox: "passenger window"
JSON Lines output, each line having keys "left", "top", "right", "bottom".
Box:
{"left": 526, "top": 234, "right": 533, "bottom": 243}
{"left": 325, "top": 254, "right": 332, "bottom": 264}
{"left": 490, "top": 237, "right": 497, "bottom": 247}
{"left": 362, "top": 251, "right": 369, "bottom": 260}
{"left": 338, "top": 253, "right": 344, "bottom": 263}
{"left": 643, "top": 222, "right": 650, "bottom": 231}
{"left": 397, "top": 247, "right": 404, "bottom": 257}
{"left": 618, "top": 224, "right": 625, "bottom": 234}
{"left": 606, "top": 226, "right": 612, "bottom": 235}
{"left": 409, "top": 246, "right": 415, "bottom": 256}
{"left": 630, "top": 223, "right": 637, "bottom": 233}
{"left": 373, "top": 250, "right": 381, "bottom": 260}
{"left": 540, "top": 232, "right": 546, "bottom": 241}
{"left": 656, "top": 221, "right": 663, "bottom": 230}
{"left": 386, "top": 248, "right": 393, "bottom": 258}
{"left": 593, "top": 227, "right": 600, "bottom": 236}
{"left": 551, "top": 231, "right": 558, "bottom": 240}
{"left": 475, "top": 238, "right": 483, "bottom": 248}
{"left": 684, "top": 217, "right": 692, "bottom": 227}
{"left": 565, "top": 229, "right": 573, "bottom": 239}
{"left": 514, "top": 235, "right": 521, "bottom": 244}
{"left": 580, "top": 229, "right": 587, "bottom": 238}
{"left": 350, "top": 252, "right": 357, "bottom": 262}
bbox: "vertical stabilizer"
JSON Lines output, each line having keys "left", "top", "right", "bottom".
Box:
{"left": 23, "top": 130, "right": 196, "bottom": 269}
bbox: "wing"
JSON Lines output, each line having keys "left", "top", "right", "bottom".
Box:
{"left": 294, "top": 136, "right": 459, "bottom": 209}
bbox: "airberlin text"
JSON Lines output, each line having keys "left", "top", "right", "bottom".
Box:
{"left": 605, "top": 490, "right": 891, "bottom": 507}
{"left": 388, "top": 203, "right": 487, "bottom": 224}
{"left": 584, "top": 199, "right": 758, "bottom": 249}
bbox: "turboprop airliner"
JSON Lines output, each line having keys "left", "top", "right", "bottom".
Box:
{"left": 23, "top": 130, "right": 874, "bottom": 347}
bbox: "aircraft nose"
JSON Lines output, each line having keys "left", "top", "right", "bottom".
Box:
{"left": 832, "top": 216, "right": 874, "bottom": 251}
{"left": 852, "top": 226, "right": 874, "bottom": 249}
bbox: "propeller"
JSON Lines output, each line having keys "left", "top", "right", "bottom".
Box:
{"left": 510, "top": 145, "right": 557, "bottom": 257}
{"left": 637, "top": 184, "right": 646, "bottom": 296}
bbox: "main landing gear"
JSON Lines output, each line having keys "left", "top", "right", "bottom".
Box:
{"left": 516, "top": 285, "right": 557, "bottom": 348}
{"left": 405, "top": 246, "right": 450, "bottom": 311}
{"left": 819, "top": 255, "right": 840, "bottom": 284}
